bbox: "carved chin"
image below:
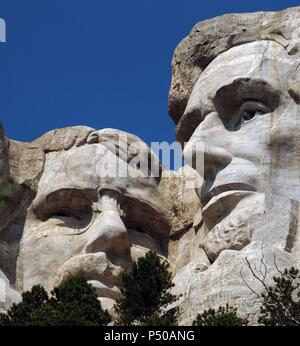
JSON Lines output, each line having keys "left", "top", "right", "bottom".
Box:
{"left": 200, "top": 192, "right": 265, "bottom": 263}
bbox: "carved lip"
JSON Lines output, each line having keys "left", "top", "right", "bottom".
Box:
{"left": 88, "top": 280, "right": 121, "bottom": 300}
{"left": 201, "top": 183, "right": 256, "bottom": 206}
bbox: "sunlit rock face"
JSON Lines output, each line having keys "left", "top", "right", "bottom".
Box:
{"left": 2, "top": 5, "right": 300, "bottom": 326}
{"left": 168, "top": 6, "right": 300, "bottom": 324}
{"left": 1, "top": 126, "right": 169, "bottom": 314}
{"left": 0, "top": 125, "right": 22, "bottom": 312}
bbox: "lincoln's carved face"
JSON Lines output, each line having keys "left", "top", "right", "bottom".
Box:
{"left": 16, "top": 130, "right": 168, "bottom": 310}
{"left": 183, "top": 40, "right": 300, "bottom": 262}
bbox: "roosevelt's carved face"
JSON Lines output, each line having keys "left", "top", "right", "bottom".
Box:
{"left": 16, "top": 131, "right": 168, "bottom": 310}
{"left": 183, "top": 40, "right": 300, "bottom": 262}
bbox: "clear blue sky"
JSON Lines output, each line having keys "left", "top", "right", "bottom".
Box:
{"left": 0, "top": 0, "right": 299, "bottom": 145}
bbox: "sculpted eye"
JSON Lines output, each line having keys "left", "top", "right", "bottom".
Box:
{"left": 43, "top": 206, "right": 93, "bottom": 233}
{"left": 239, "top": 100, "right": 271, "bottom": 125}
{"left": 212, "top": 79, "right": 280, "bottom": 132}
{"left": 33, "top": 189, "right": 95, "bottom": 235}
{"left": 48, "top": 209, "right": 81, "bottom": 220}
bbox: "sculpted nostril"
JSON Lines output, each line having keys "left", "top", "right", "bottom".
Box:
{"left": 183, "top": 112, "right": 232, "bottom": 175}
{"left": 201, "top": 146, "right": 233, "bottom": 201}
{"left": 84, "top": 210, "right": 130, "bottom": 258}
{"left": 184, "top": 140, "right": 232, "bottom": 177}
{"left": 204, "top": 145, "right": 233, "bottom": 168}
{"left": 85, "top": 212, "right": 128, "bottom": 253}
{"left": 84, "top": 187, "right": 130, "bottom": 259}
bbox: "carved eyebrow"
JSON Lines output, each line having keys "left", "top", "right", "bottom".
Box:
{"left": 213, "top": 78, "right": 281, "bottom": 110}
{"left": 176, "top": 77, "right": 280, "bottom": 143}
{"left": 33, "top": 188, "right": 96, "bottom": 220}
{"left": 122, "top": 194, "right": 169, "bottom": 240}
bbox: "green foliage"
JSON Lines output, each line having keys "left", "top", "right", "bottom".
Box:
{"left": 0, "top": 275, "right": 111, "bottom": 326}
{"left": 50, "top": 275, "right": 111, "bottom": 326}
{"left": 192, "top": 304, "right": 249, "bottom": 326}
{"left": 0, "top": 181, "right": 19, "bottom": 205}
{"left": 143, "top": 314, "right": 173, "bottom": 326}
{"left": 0, "top": 285, "right": 61, "bottom": 326}
{"left": 258, "top": 267, "right": 300, "bottom": 326}
{"left": 115, "top": 251, "right": 178, "bottom": 326}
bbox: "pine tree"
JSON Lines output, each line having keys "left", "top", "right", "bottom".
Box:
{"left": 50, "top": 275, "right": 111, "bottom": 326}
{"left": 192, "top": 304, "right": 249, "bottom": 326}
{"left": 258, "top": 267, "right": 300, "bottom": 326}
{"left": 0, "top": 275, "right": 111, "bottom": 326}
{"left": 115, "top": 251, "right": 178, "bottom": 325}
{"left": 0, "top": 285, "right": 60, "bottom": 326}
{"left": 0, "top": 180, "right": 19, "bottom": 205}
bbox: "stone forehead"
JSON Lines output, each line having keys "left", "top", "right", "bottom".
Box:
{"left": 168, "top": 6, "right": 300, "bottom": 125}
{"left": 186, "top": 41, "right": 289, "bottom": 114}
{"left": 38, "top": 143, "right": 157, "bottom": 190}
{"left": 8, "top": 126, "right": 161, "bottom": 192}
{"left": 34, "top": 146, "right": 162, "bottom": 208}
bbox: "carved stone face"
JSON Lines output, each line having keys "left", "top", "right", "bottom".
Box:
{"left": 16, "top": 131, "right": 168, "bottom": 310}
{"left": 183, "top": 40, "right": 300, "bottom": 262}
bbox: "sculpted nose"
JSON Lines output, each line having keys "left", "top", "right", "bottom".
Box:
{"left": 84, "top": 187, "right": 130, "bottom": 260}
{"left": 183, "top": 112, "right": 233, "bottom": 180}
